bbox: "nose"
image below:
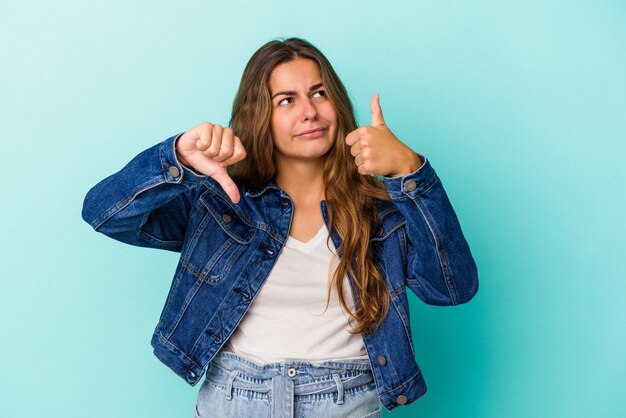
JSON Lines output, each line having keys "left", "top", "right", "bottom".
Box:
{"left": 300, "top": 98, "right": 318, "bottom": 121}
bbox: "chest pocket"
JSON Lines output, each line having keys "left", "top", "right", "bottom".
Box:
{"left": 369, "top": 207, "right": 406, "bottom": 243}
{"left": 182, "top": 190, "right": 256, "bottom": 284}
{"left": 200, "top": 191, "right": 256, "bottom": 244}
{"left": 368, "top": 206, "right": 409, "bottom": 291}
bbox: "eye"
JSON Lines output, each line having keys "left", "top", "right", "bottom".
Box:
{"left": 277, "top": 90, "right": 326, "bottom": 106}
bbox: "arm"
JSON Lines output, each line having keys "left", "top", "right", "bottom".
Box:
{"left": 382, "top": 154, "right": 479, "bottom": 305}
{"left": 81, "top": 132, "right": 209, "bottom": 252}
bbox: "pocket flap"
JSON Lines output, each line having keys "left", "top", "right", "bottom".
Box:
{"left": 199, "top": 191, "right": 255, "bottom": 244}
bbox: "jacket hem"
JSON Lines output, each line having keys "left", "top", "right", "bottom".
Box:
{"left": 151, "top": 330, "right": 205, "bottom": 386}
{"left": 379, "top": 367, "right": 428, "bottom": 411}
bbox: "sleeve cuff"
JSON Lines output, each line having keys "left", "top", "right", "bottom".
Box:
{"left": 381, "top": 153, "right": 439, "bottom": 199}
{"left": 159, "top": 132, "right": 208, "bottom": 186}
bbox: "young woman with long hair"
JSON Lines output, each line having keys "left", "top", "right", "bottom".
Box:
{"left": 82, "top": 37, "right": 478, "bottom": 417}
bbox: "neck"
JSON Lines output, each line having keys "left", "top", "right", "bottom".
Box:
{"left": 275, "top": 157, "right": 326, "bottom": 205}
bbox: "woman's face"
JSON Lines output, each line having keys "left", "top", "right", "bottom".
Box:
{"left": 268, "top": 58, "right": 338, "bottom": 164}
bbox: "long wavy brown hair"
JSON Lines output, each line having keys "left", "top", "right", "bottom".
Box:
{"left": 227, "top": 37, "right": 393, "bottom": 336}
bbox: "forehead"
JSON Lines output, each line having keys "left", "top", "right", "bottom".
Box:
{"left": 269, "top": 58, "right": 322, "bottom": 91}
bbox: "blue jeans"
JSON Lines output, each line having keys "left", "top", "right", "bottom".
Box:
{"left": 193, "top": 351, "right": 382, "bottom": 418}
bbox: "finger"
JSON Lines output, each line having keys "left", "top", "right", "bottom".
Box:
{"left": 206, "top": 124, "right": 223, "bottom": 157}
{"left": 345, "top": 128, "right": 362, "bottom": 147}
{"left": 349, "top": 141, "right": 362, "bottom": 157}
{"left": 354, "top": 153, "right": 363, "bottom": 167}
{"left": 214, "top": 128, "right": 234, "bottom": 162}
{"left": 357, "top": 162, "right": 370, "bottom": 176}
{"left": 211, "top": 170, "right": 241, "bottom": 204}
{"left": 370, "top": 93, "right": 385, "bottom": 126}
{"left": 220, "top": 136, "right": 247, "bottom": 166}
{"left": 196, "top": 124, "right": 213, "bottom": 152}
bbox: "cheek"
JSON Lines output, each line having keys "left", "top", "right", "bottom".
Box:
{"left": 270, "top": 114, "right": 282, "bottom": 135}
{"left": 320, "top": 105, "right": 338, "bottom": 125}
{"left": 270, "top": 114, "right": 291, "bottom": 143}
{"left": 270, "top": 115, "right": 289, "bottom": 136}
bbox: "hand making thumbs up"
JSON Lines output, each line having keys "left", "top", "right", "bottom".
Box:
{"left": 345, "top": 94, "right": 422, "bottom": 177}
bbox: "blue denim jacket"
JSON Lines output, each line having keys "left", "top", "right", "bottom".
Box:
{"left": 81, "top": 133, "right": 478, "bottom": 411}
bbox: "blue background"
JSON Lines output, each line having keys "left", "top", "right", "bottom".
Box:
{"left": 1, "top": 1, "right": 624, "bottom": 417}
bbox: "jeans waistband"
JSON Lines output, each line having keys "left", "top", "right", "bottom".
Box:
{"left": 206, "top": 351, "right": 374, "bottom": 397}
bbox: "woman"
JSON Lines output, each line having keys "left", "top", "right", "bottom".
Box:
{"left": 82, "top": 37, "right": 478, "bottom": 417}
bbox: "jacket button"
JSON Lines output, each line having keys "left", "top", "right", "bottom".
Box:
{"left": 222, "top": 213, "right": 232, "bottom": 223}
{"left": 377, "top": 355, "right": 387, "bottom": 366}
{"left": 287, "top": 368, "right": 297, "bottom": 377}
{"left": 396, "top": 394, "right": 408, "bottom": 405}
{"left": 169, "top": 166, "right": 180, "bottom": 178}
{"left": 405, "top": 180, "right": 417, "bottom": 191}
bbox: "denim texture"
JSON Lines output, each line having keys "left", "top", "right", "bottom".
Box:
{"left": 81, "top": 133, "right": 479, "bottom": 411}
{"left": 193, "top": 351, "right": 381, "bottom": 418}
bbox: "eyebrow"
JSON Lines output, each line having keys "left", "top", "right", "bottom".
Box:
{"left": 271, "top": 82, "right": 325, "bottom": 100}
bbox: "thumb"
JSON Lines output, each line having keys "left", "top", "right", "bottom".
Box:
{"left": 370, "top": 93, "right": 385, "bottom": 126}
{"left": 211, "top": 170, "right": 241, "bottom": 204}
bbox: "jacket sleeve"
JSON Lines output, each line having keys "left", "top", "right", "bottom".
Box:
{"left": 81, "top": 132, "right": 209, "bottom": 252}
{"left": 382, "top": 153, "right": 479, "bottom": 306}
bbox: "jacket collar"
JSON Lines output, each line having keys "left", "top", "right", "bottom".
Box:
{"left": 243, "top": 178, "right": 283, "bottom": 198}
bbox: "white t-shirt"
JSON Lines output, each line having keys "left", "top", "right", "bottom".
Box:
{"left": 222, "top": 222, "right": 369, "bottom": 364}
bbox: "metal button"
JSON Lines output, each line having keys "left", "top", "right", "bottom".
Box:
{"left": 222, "top": 213, "right": 232, "bottom": 223}
{"left": 405, "top": 180, "right": 417, "bottom": 191}
{"left": 377, "top": 355, "right": 387, "bottom": 366}
{"left": 287, "top": 368, "right": 297, "bottom": 377}
{"left": 265, "top": 248, "right": 274, "bottom": 255}
{"left": 189, "top": 371, "right": 196, "bottom": 378}
{"left": 169, "top": 166, "right": 180, "bottom": 177}
{"left": 396, "top": 394, "right": 408, "bottom": 405}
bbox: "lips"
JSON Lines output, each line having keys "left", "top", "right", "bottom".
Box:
{"left": 297, "top": 127, "right": 326, "bottom": 136}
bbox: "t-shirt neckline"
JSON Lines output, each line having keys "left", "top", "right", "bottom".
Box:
{"left": 285, "top": 223, "right": 327, "bottom": 252}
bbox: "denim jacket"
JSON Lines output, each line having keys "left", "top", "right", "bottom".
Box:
{"left": 81, "top": 132, "right": 478, "bottom": 411}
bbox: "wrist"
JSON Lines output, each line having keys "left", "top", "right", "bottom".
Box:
{"left": 175, "top": 146, "right": 191, "bottom": 168}
{"left": 387, "top": 151, "right": 423, "bottom": 177}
